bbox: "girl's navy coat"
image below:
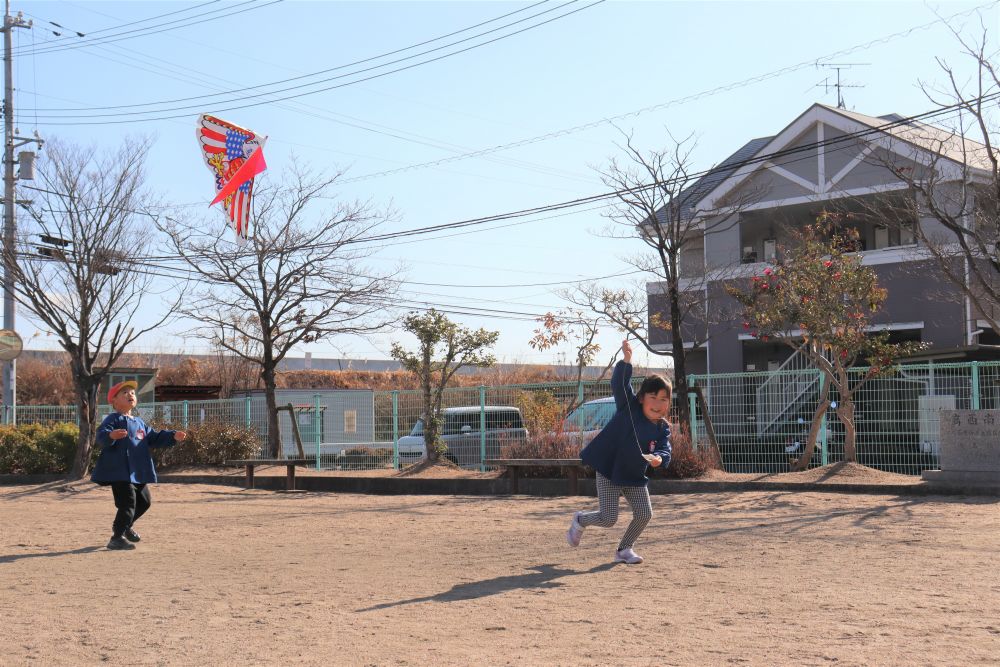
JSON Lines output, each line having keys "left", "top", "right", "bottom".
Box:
{"left": 580, "top": 361, "right": 672, "bottom": 486}
{"left": 90, "top": 412, "right": 178, "bottom": 484}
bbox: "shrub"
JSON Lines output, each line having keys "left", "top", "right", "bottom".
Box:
{"left": 337, "top": 446, "right": 393, "bottom": 469}
{"left": 0, "top": 426, "right": 36, "bottom": 474}
{"left": 497, "top": 424, "right": 717, "bottom": 480}
{"left": 662, "top": 428, "right": 716, "bottom": 479}
{"left": 0, "top": 422, "right": 78, "bottom": 474}
{"left": 152, "top": 421, "right": 261, "bottom": 468}
{"left": 499, "top": 432, "right": 586, "bottom": 478}
{"left": 513, "top": 389, "right": 565, "bottom": 436}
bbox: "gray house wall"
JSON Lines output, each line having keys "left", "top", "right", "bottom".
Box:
{"left": 648, "top": 106, "right": 987, "bottom": 377}
{"left": 704, "top": 213, "right": 741, "bottom": 270}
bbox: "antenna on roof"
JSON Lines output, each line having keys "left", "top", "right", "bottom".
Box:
{"left": 814, "top": 62, "right": 869, "bottom": 109}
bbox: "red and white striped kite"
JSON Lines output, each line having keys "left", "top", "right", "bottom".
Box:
{"left": 196, "top": 114, "right": 267, "bottom": 239}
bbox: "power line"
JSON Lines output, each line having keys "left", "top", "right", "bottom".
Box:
{"left": 22, "top": 0, "right": 551, "bottom": 106}
{"left": 15, "top": 29, "right": 594, "bottom": 186}
{"left": 332, "top": 0, "right": 1000, "bottom": 184}
{"left": 22, "top": 96, "right": 995, "bottom": 263}
{"left": 24, "top": 1, "right": 606, "bottom": 125}
{"left": 22, "top": 1, "right": 224, "bottom": 47}
{"left": 14, "top": 1, "right": 279, "bottom": 57}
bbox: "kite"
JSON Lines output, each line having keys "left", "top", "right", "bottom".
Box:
{"left": 196, "top": 114, "right": 267, "bottom": 239}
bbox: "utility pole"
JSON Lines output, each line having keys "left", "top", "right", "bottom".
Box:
{"left": 2, "top": 1, "right": 36, "bottom": 423}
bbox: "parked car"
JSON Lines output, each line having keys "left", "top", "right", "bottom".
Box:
{"left": 558, "top": 397, "right": 616, "bottom": 447}
{"left": 550, "top": 396, "right": 615, "bottom": 449}
{"left": 397, "top": 406, "right": 529, "bottom": 468}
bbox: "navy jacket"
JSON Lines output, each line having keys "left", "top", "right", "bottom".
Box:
{"left": 580, "top": 361, "right": 672, "bottom": 486}
{"left": 90, "top": 412, "right": 178, "bottom": 485}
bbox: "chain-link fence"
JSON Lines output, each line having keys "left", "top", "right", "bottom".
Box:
{"left": 5, "top": 360, "right": 998, "bottom": 475}
{"left": 687, "top": 360, "right": 993, "bottom": 475}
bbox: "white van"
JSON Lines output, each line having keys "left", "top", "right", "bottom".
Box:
{"left": 397, "top": 406, "right": 528, "bottom": 468}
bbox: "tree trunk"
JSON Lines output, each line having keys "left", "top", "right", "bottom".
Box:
{"left": 668, "top": 283, "right": 691, "bottom": 433}
{"left": 68, "top": 377, "right": 100, "bottom": 480}
{"left": 790, "top": 375, "right": 832, "bottom": 472}
{"left": 838, "top": 398, "right": 857, "bottom": 462}
{"left": 261, "top": 364, "right": 281, "bottom": 459}
{"left": 421, "top": 380, "right": 440, "bottom": 464}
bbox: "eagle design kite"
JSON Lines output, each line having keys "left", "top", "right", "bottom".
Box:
{"left": 196, "top": 114, "right": 267, "bottom": 239}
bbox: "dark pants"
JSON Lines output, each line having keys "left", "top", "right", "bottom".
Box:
{"left": 110, "top": 482, "right": 151, "bottom": 537}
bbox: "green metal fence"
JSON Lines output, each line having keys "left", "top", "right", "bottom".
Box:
{"left": 687, "top": 360, "right": 992, "bottom": 475}
{"left": 6, "top": 360, "right": 997, "bottom": 475}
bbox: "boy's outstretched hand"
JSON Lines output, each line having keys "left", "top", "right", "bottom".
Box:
{"left": 622, "top": 339, "right": 633, "bottom": 364}
{"left": 175, "top": 431, "right": 187, "bottom": 442}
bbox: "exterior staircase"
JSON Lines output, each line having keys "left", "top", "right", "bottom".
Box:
{"left": 755, "top": 347, "right": 824, "bottom": 436}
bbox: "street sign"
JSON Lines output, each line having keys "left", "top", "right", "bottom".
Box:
{"left": 0, "top": 329, "right": 22, "bottom": 361}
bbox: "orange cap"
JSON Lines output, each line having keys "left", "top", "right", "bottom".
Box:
{"left": 107, "top": 380, "right": 138, "bottom": 404}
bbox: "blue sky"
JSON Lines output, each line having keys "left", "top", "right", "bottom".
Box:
{"left": 9, "top": 0, "right": 999, "bottom": 370}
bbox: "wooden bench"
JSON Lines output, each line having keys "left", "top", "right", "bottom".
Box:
{"left": 225, "top": 459, "right": 313, "bottom": 491}
{"left": 485, "top": 458, "right": 585, "bottom": 495}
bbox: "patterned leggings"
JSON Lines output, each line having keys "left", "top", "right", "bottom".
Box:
{"left": 578, "top": 472, "right": 653, "bottom": 551}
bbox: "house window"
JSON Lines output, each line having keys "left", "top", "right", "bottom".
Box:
{"left": 873, "top": 222, "right": 916, "bottom": 249}
{"left": 875, "top": 226, "right": 890, "bottom": 250}
{"left": 899, "top": 222, "right": 916, "bottom": 246}
{"left": 763, "top": 239, "right": 777, "bottom": 262}
{"left": 741, "top": 245, "right": 758, "bottom": 264}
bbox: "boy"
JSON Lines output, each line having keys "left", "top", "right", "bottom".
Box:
{"left": 91, "top": 380, "right": 186, "bottom": 551}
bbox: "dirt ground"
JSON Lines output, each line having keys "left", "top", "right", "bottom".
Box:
{"left": 2, "top": 480, "right": 998, "bottom": 666}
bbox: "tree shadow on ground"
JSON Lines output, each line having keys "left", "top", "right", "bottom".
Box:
{"left": 357, "top": 562, "right": 617, "bottom": 611}
{"left": 0, "top": 545, "right": 102, "bottom": 564}
{"left": 0, "top": 480, "right": 100, "bottom": 501}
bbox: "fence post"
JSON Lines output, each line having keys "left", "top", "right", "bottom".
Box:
{"left": 244, "top": 396, "right": 251, "bottom": 427}
{"left": 479, "top": 385, "right": 487, "bottom": 472}
{"left": 971, "top": 361, "right": 980, "bottom": 410}
{"left": 182, "top": 400, "right": 189, "bottom": 429}
{"left": 314, "top": 394, "right": 322, "bottom": 470}
{"left": 819, "top": 412, "right": 828, "bottom": 466}
{"left": 391, "top": 391, "right": 400, "bottom": 470}
{"left": 687, "top": 375, "right": 698, "bottom": 451}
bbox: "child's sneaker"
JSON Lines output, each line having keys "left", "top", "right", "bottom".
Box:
{"left": 614, "top": 547, "right": 643, "bottom": 564}
{"left": 107, "top": 535, "right": 136, "bottom": 551}
{"left": 566, "top": 511, "right": 585, "bottom": 547}
{"left": 123, "top": 528, "right": 141, "bottom": 543}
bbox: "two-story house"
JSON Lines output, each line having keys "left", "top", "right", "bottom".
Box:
{"left": 648, "top": 102, "right": 995, "bottom": 378}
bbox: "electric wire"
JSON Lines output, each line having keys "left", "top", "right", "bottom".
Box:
{"left": 21, "top": 0, "right": 552, "bottom": 105}
{"left": 22, "top": 1, "right": 604, "bottom": 123}
{"left": 20, "top": 0, "right": 224, "bottom": 48}
{"left": 20, "top": 95, "right": 996, "bottom": 265}
{"left": 14, "top": 1, "right": 278, "bottom": 57}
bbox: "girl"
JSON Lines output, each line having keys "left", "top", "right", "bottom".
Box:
{"left": 567, "top": 339, "right": 672, "bottom": 564}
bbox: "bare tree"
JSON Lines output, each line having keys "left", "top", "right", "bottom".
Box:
{"left": 566, "top": 130, "right": 755, "bottom": 430}
{"left": 869, "top": 26, "right": 999, "bottom": 333}
{"left": 4, "top": 139, "right": 181, "bottom": 478}
{"left": 163, "top": 164, "right": 398, "bottom": 457}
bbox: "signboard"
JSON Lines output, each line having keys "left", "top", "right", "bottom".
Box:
{"left": 0, "top": 329, "right": 22, "bottom": 361}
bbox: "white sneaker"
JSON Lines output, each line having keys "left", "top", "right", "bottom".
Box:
{"left": 614, "top": 547, "right": 643, "bottom": 564}
{"left": 566, "top": 511, "right": 584, "bottom": 547}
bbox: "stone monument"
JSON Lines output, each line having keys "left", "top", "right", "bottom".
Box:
{"left": 922, "top": 409, "right": 1000, "bottom": 488}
